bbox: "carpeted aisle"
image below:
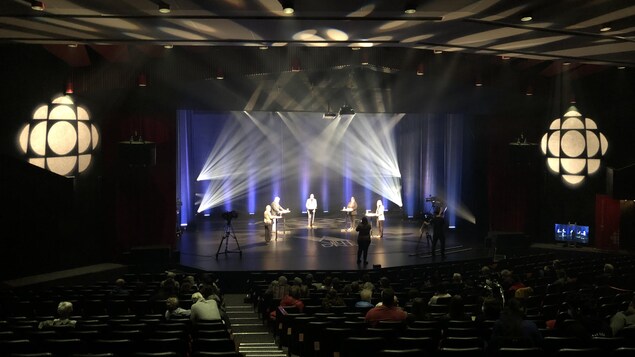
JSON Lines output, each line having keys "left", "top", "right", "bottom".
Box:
{"left": 224, "top": 293, "right": 286, "bottom": 357}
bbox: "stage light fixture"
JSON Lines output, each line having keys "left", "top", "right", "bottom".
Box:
{"left": 31, "top": 0, "right": 44, "bottom": 11}
{"left": 280, "top": 0, "right": 294, "bottom": 14}
{"left": 339, "top": 104, "right": 356, "bottom": 120}
{"left": 158, "top": 2, "right": 171, "bottom": 14}
{"left": 323, "top": 103, "right": 337, "bottom": 120}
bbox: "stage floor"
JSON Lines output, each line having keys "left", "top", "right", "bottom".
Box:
{"left": 177, "top": 214, "right": 492, "bottom": 272}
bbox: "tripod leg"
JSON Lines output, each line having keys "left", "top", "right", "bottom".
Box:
{"left": 216, "top": 235, "right": 225, "bottom": 259}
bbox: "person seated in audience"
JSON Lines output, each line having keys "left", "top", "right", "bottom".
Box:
{"left": 38, "top": 301, "right": 77, "bottom": 329}
{"left": 449, "top": 273, "right": 465, "bottom": 295}
{"left": 489, "top": 298, "right": 542, "bottom": 352}
{"left": 190, "top": 287, "right": 227, "bottom": 325}
{"left": 269, "top": 275, "right": 290, "bottom": 300}
{"left": 408, "top": 297, "right": 430, "bottom": 321}
{"left": 596, "top": 263, "right": 616, "bottom": 287}
{"left": 165, "top": 296, "right": 191, "bottom": 320}
{"left": 161, "top": 271, "right": 181, "bottom": 290}
{"left": 610, "top": 296, "right": 635, "bottom": 337}
{"left": 514, "top": 286, "right": 534, "bottom": 302}
{"left": 355, "top": 288, "right": 374, "bottom": 308}
{"left": 551, "top": 297, "right": 608, "bottom": 342}
{"left": 439, "top": 294, "right": 470, "bottom": 323}
{"left": 270, "top": 285, "right": 305, "bottom": 320}
{"left": 321, "top": 288, "right": 346, "bottom": 312}
{"left": 109, "top": 278, "right": 130, "bottom": 298}
{"left": 365, "top": 288, "right": 408, "bottom": 327}
{"left": 428, "top": 283, "right": 452, "bottom": 305}
{"left": 474, "top": 296, "right": 503, "bottom": 338}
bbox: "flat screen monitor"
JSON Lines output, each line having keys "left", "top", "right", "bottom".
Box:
{"left": 554, "top": 223, "right": 573, "bottom": 242}
{"left": 575, "top": 225, "right": 590, "bottom": 244}
{"left": 554, "top": 223, "right": 589, "bottom": 244}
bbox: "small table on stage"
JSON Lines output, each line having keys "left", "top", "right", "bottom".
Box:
{"left": 341, "top": 207, "right": 353, "bottom": 230}
{"left": 365, "top": 211, "right": 379, "bottom": 237}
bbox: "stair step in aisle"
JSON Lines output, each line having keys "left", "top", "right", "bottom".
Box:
{"left": 224, "top": 293, "right": 285, "bottom": 357}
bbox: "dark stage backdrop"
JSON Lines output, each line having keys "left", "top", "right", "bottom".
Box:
{"left": 177, "top": 110, "right": 478, "bottom": 231}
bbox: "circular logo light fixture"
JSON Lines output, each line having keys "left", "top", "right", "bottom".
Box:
{"left": 540, "top": 105, "right": 608, "bottom": 187}
{"left": 18, "top": 95, "right": 99, "bottom": 177}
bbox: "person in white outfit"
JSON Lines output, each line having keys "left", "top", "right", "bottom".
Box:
{"left": 376, "top": 200, "right": 385, "bottom": 238}
{"left": 306, "top": 193, "right": 317, "bottom": 228}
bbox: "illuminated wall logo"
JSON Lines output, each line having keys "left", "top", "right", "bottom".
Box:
{"left": 18, "top": 95, "right": 99, "bottom": 176}
{"left": 540, "top": 105, "right": 608, "bottom": 187}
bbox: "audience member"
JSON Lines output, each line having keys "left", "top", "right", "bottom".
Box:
{"left": 365, "top": 288, "right": 408, "bottom": 327}
{"left": 321, "top": 288, "right": 346, "bottom": 312}
{"left": 428, "top": 284, "right": 452, "bottom": 305}
{"left": 409, "top": 297, "right": 430, "bottom": 321}
{"left": 355, "top": 289, "right": 374, "bottom": 308}
{"left": 190, "top": 290, "right": 224, "bottom": 325}
{"left": 38, "top": 301, "right": 77, "bottom": 329}
{"left": 489, "top": 298, "right": 542, "bottom": 351}
{"left": 610, "top": 296, "right": 635, "bottom": 337}
{"left": 440, "top": 294, "right": 470, "bottom": 322}
{"left": 165, "top": 296, "right": 191, "bottom": 320}
{"left": 109, "top": 278, "right": 130, "bottom": 298}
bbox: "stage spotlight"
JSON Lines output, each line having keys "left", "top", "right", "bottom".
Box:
{"left": 279, "top": 0, "right": 294, "bottom": 14}
{"left": 339, "top": 105, "right": 356, "bottom": 120}
{"left": 31, "top": 1, "right": 44, "bottom": 11}
{"left": 323, "top": 103, "right": 337, "bottom": 120}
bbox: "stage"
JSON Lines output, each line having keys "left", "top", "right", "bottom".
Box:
{"left": 177, "top": 213, "right": 493, "bottom": 272}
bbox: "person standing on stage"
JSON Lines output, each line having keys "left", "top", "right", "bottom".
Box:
{"left": 431, "top": 206, "right": 446, "bottom": 257}
{"left": 356, "top": 216, "right": 372, "bottom": 265}
{"left": 306, "top": 193, "right": 317, "bottom": 228}
{"left": 264, "top": 205, "right": 273, "bottom": 244}
{"left": 375, "top": 199, "right": 385, "bottom": 238}
{"left": 271, "top": 196, "right": 288, "bottom": 231}
{"left": 346, "top": 196, "right": 358, "bottom": 231}
{"left": 271, "top": 196, "right": 286, "bottom": 215}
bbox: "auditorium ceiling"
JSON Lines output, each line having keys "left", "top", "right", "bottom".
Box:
{"left": 0, "top": 0, "right": 633, "bottom": 71}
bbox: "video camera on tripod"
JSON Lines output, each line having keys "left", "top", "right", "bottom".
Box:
{"left": 221, "top": 210, "right": 238, "bottom": 223}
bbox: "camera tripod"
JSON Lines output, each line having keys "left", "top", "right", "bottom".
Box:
{"left": 216, "top": 220, "right": 242, "bottom": 259}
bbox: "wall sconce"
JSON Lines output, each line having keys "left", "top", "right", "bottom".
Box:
{"left": 137, "top": 73, "right": 147, "bottom": 87}
{"left": 416, "top": 63, "right": 424, "bottom": 76}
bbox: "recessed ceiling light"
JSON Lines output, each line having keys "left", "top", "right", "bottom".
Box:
{"left": 433, "top": 49, "right": 442, "bottom": 54}
{"left": 68, "top": 43, "right": 78, "bottom": 48}
{"left": 164, "top": 44, "right": 173, "bottom": 49}
{"left": 501, "top": 55, "right": 510, "bottom": 60}
{"left": 158, "top": 3, "right": 171, "bottom": 14}
{"left": 280, "top": 0, "right": 294, "bottom": 14}
{"left": 520, "top": 14, "right": 533, "bottom": 22}
{"left": 563, "top": 61, "right": 571, "bottom": 66}
{"left": 31, "top": 1, "right": 44, "bottom": 11}
{"left": 600, "top": 24, "right": 612, "bottom": 32}
{"left": 617, "top": 66, "right": 625, "bottom": 70}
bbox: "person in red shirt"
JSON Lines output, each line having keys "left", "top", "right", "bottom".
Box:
{"left": 365, "top": 288, "right": 408, "bottom": 326}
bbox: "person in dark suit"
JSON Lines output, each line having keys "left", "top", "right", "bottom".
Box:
{"left": 356, "top": 216, "right": 372, "bottom": 265}
{"left": 431, "top": 206, "right": 446, "bottom": 257}
{"left": 264, "top": 205, "right": 273, "bottom": 244}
